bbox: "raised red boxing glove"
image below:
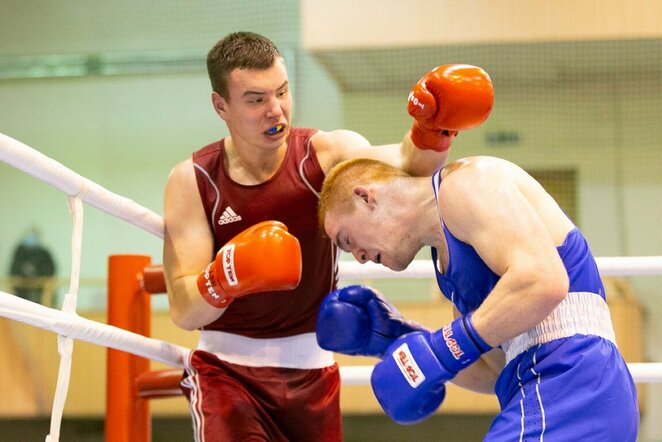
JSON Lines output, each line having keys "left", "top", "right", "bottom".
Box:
{"left": 197, "top": 220, "right": 302, "bottom": 308}
{"left": 408, "top": 64, "right": 494, "bottom": 151}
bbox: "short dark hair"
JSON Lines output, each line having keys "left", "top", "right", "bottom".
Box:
{"left": 207, "top": 32, "right": 283, "bottom": 99}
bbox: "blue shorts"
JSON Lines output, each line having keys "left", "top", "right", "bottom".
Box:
{"left": 486, "top": 335, "right": 638, "bottom": 441}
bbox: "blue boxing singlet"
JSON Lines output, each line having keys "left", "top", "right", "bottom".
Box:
{"left": 429, "top": 168, "right": 638, "bottom": 442}
{"left": 430, "top": 170, "right": 606, "bottom": 313}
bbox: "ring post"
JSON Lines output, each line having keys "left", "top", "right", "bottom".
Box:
{"left": 106, "top": 255, "right": 152, "bottom": 442}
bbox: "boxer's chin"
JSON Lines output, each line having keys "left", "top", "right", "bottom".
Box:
{"left": 385, "top": 261, "right": 406, "bottom": 272}
{"left": 388, "top": 253, "right": 418, "bottom": 272}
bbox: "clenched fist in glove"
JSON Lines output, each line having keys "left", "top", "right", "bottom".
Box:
{"left": 197, "top": 220, "right": 302, "bottom": 308}
{"left": 316, "top": 285, "right": 427, "bottom": 358}
{"left": 408, "top": 64, "right": 494, "bottom": 152}
{"left": 371, "top": 312, "right": 491, "bottom": 424}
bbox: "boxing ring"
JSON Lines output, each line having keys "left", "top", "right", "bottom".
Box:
{"left": 2, "top": 132, "right": 662, "bottom": 441}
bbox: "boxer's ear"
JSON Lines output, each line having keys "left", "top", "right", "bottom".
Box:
{"left": 212, "top": 92, "right": 228, "bottom": 118}
{"left": 354, "top": 186, "right": 377, "bottom": 210}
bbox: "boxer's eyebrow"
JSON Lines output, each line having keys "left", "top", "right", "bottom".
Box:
{"left": 242, "top": 80, "right": 288, "bottom": 98}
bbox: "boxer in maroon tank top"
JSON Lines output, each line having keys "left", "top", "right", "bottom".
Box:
{"left": 192, "top": 128, "right": 334, "bottom": 338}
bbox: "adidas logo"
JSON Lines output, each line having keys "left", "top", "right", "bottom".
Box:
{"left": 218, "top": 206, "right": 242, "bottom": 225}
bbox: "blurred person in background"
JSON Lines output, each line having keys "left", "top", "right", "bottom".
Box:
{"left": 9, "top": 226, "right": 57, "bottom": 306}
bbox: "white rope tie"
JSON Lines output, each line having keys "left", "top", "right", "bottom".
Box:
{"left": 45, "top": 195, "right": 84, "bottom": 442}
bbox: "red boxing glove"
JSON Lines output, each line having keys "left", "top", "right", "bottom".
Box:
{"left": 408, "top": 64, "right": 494, "bottom": 151}
{"left": 197, "top": 220, "right": 302, "bottom": 308}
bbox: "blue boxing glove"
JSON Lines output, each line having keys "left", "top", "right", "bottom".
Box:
{"left": 371, "top": 312, "right": 491, "bottom": 424}
{"left": 316, "top": 285, "right": 427, "bottom": 358}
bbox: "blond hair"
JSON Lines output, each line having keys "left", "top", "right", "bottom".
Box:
{"left": 318, "top": 159, "right": 409, "bottom": 230}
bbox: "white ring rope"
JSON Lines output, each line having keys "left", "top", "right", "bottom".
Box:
{"left": 338, "top": 256, "right": 662, "bottom": 279}
{"left": 0, "top": 291, "right": 189, "bottom": 368}
{"left": 0, "top": 288, "right": 659, "bottom": 385}
{"left": 0, "top": 132, "right": 661, "bottom": 437}
{"left": 0, "top": 133, "right": 163, "bottom": 239}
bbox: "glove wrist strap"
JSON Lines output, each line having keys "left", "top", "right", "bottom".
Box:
{"left": 463, "top": 312, "right": 491, "bottom": 352}
{"left": 430, "top": 312, "right": 491, "bottom": 374}
{"left": 410, "top": 123, "right": 450, "bottom": 152}
{"left": 197, "top": 262, "right": 234, "bottom": 308}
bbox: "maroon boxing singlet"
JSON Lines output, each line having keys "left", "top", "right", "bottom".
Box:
{"left": 192, "top": 127, "right": 338, "bottom": 338}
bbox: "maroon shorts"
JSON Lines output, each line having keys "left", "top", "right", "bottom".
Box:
{"left": 181, "top": 350, "right": 342, "bottom": 442}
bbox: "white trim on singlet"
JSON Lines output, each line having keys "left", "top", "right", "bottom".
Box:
{"left": 298, "top": 137, "right": 321, "bottom": 198}
{"left": 431, "top": 169, "right": 449, "bottom": 238}
{"left": 296, "top": 135, "right": 338, "bottom": 291}
{"left": 431, "top": 169, "right": 443, "bottom": 221}
{"left": 431, "top": 170, "right": 452, "bottom": 297}
{"left": 331, "top": 245, "right": 340, "bottom": 292}
{"left": 193, "top": 162, "right": 221, "bottom": 228}
{"left": 432, "top": 169, "right": 452, "bottom": 241}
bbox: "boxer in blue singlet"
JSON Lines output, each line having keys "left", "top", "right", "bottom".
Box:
{"left": 316, "top": 156, "right": 639, "bottom": 441}
{"left": 430, "top": 169, "right": 638, "bottom": 441}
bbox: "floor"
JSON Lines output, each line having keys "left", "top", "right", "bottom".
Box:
{"left": 0, "top": 414, "right": 494, "bottom": 441}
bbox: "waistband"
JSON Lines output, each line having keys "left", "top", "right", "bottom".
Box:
{"left": 502, "top": 291, "right": 616, "bottom": 364}
{"left": 197, "top": 330, "right": 335, "bottom": 369}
